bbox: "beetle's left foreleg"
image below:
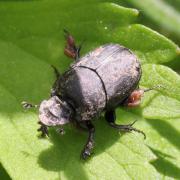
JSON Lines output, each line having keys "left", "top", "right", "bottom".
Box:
{"left": 37, "top": 121, "right": 49, "bottom": 137}
{"left": 105, "top": 110, "right": 146, "bottom": 139}
{"left": 80, "top": 121, "right": 95, "bottom": 160}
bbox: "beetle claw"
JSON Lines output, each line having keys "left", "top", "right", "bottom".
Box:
{"left": 56, "top": 128, "right": 65, "bottom": 135}
{"left": 109, "top": 119, "right": 146, "bottom": 139}
{"left": 81, "top": 149, "right": 91, "bottom": 160}
{"left": 131, "top": 128, "right": 146, "bottom": 139}
{"left": 21, "top": 101, "right": 33, "bottom": 109}
{"left": 123, "top": 121, "right": 146, "bottom": 139}
{"left": 129, "top": 119, "right": 138, "bottom": 126}
{"left": 81, "top": 141, "right": 94, "bottom": 160}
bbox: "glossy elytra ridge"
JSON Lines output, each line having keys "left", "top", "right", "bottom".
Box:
{"left": 23, "top": 31, "right": 149, "bottom": 160}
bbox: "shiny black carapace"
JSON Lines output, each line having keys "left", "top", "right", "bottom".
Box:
{"left": 23, "top": 30, "right": 147, "bottom": 159}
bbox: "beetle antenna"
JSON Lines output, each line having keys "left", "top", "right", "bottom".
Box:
{"left": 56, "top": 127, "right": 65, "bottom": 135}
{"left": 21, "top": 101, "right": 39, "bottom": 109}
{"left": 144, "top": 85, "right": 164, "bottom": 92}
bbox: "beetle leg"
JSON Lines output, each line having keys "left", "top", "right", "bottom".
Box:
{"left": 123, "top": 89, "right": 144, "bottom": 107}
{"left": 51, "top": 65, "right": 61, "bottom": 79}
{"left": 64, "top": 29, "right": 81, "bottom": 60}
{"left": 21, "top": 101, "right": 39, "bottom": 109}
{"left": 105, "top": 110, "right": 146, "bottom": 139}
{"left": 124, "top": 85, "right": 163, "bottom": 107}
{"left": 50, "top": 65, "right": 61, "bottom": 97}
{"left": 37, "top": 121, "right": 49, "bottom": 137}
{"left": 80, "top": 121, "right": 95, "bottom": 160}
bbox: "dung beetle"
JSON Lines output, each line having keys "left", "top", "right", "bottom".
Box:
{"left": 22, "top": 30, "right": 152, "bottom": 159}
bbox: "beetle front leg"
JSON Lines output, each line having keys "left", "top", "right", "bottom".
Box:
{"left": 105, "top": 110, "right": 146, "bottom": 139}
{"left": 80, "top": 121, "right": 95, "bottom": 160}
{"left": 64, "top": 29, "right": 82, "bottom": 60}
{"left": 21, "top": 101, "right": 39, "bottom": 109}
{"left": 50, "top": 65, "right": 61, "bottom": 97}
{"left": 37, "top": 121, "right": 49, "bottom": 137}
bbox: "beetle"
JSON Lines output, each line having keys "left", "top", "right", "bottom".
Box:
{"left": 22, "top": 30, "right": 150, "bottom": 159}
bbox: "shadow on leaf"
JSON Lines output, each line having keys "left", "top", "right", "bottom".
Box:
{"left": 0, "top": 163, "right": 11, "bottom": 180}
{"left": 150, "top": 147, "right": 180, "bottom": 179}
{"left": 148, "top": 119, "right": 180, "bottom": 150}
{"left": 38, "top": 118, "right": 119, "bottom": 179}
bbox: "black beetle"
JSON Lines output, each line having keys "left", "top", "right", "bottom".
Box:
{"left": 22, "top": 30, "right": 149, "bottom": 159}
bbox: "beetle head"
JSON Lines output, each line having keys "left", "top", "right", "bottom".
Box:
{"left": 39, "top": 96, "right": 72, "bottom": 126}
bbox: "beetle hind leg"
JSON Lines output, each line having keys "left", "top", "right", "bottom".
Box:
{"left": 123, "top": 86, "right": 162, "bottom": 107}
{"left": 105, "top": 110, "right": 146, "bottom": 139}
{"left": 123, "top": 89, "right": 144, "bottom": 107}
{"left": 64, "top": 29, "right": 82, "bottom": 60}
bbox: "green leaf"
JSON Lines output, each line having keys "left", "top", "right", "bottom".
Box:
{"left": 0, "top": 0, "right": 179, "bottom": 179}
{"left": 111, "top": 24, "right": 179, "bottom": 64}
{"left": 164, "top": 0, "right": 180, "bottom": 12}
{"left": 126, "top": 0, "right": 180, "bottom": 44}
